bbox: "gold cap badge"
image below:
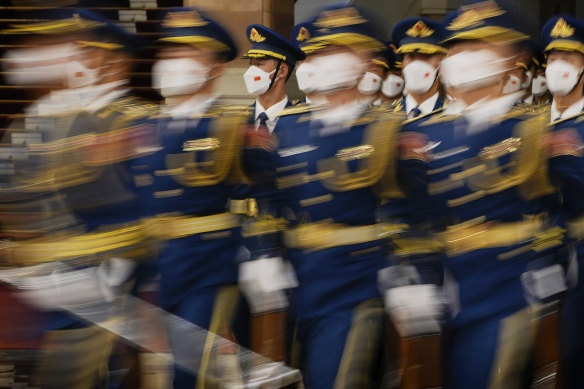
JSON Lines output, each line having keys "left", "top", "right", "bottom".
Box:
{"left": 162, "top": 11, "right": 208, "bottom": 28}
{"left": 406, "top": 21, "right": 434, "bottom": 38}
{"left": 297, "top": 26, "right": 311, "bottom": 42}
{"left": 550, "top": 18, "right": 575, "bottom": 38}
{"left": 250, "top": 27, "right": 266, "bottom": 42}
{"left": 314, "top": 7, "right": 367, "bottom": 29}
{"left": 446, "top": 0, "right": 505, "bottom": 31}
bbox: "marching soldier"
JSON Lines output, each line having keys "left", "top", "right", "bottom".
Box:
{"left": 133, "top": 7, "right": 256, "bottom": 388}
{"left": 357, "top": 45, "right": 390, "bottom": 106}
{"left": 242, "top": 24, "right": 305, "bottom": 131}
{"left": 532, "top": 51, "right": 552, "bottom": 105}
{"left": 541, "top": 14, "right": 584, "bottom": 389}
{"left": 0, "top": 10, "right": 155, "bottom": 389}
{"left": 516, "top": 42, "right": 538, "bottom": 104}
{"left": 240, "top": 4, "right": 406, "bottom": 388}
{"left": 290, "top": 21, "right": 326, "bottom": 105}
{"left": 378, "top": 42, "right": 404, "bottom": 107}
{"left": 392, "top": 18, "right": 447, "bottom": 118}
{"left": 395, "top": 1, "right": 583, "bottom": 387}
{"left": 378, "top": 21, "right": 447, "bottom": 389}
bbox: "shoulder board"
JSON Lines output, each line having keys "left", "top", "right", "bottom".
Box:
{"left": 219, "top": 104, "right": 253, "bottom": 112}
{"left": 349, "top": 106, "right": 405, "bottom": 126}
{"left": 278, "top": 103, "right": 322, "bottom": 117}
{"left": 187, "top": 102, "right": 252, "bottom": 119}
{"left": 291, "top": 98, "right": 302, "bottom": 106}
{"left": 402, "top": 107, "right": 444, "bottom": 126}
{"left": 419, "top": 111, "right": 459, "bottom": 126}
{"left": 488, "top": 104, "right": 540, "bottom": 123}
{"left": 392, "top": 100, "right": 404, "bottom": 112}
{"left": 99, "top": 98, "right": 158, "bottom": 119}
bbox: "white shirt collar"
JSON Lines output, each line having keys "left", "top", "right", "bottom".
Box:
{"left": 164, "top": 94, "right": 219, "bottom": 119}
{"left": 315, "top": 98, "right": 366, "bottom": 133}
{"left": 255, "top": 96, "right": 288, "bottom": 132}
{"left": 462, "top": 90, "right": 524, "bottom": 135}
{"left": 406, "top": 92, "right": 440, "bottom": 117}
{"left": 83, "top": 80, "right": 129, "bottom": 112}
{"left": 523, "top": 94, "right": 534, "bottom": 105}
{"left": 26, "top": 89, "right": 80, "bottom": 115}
{"left": 443, "top": 98, "right": 466, "bottom": 116}
{"left": 551, "top": 98, "right": 584, "bottom": 123}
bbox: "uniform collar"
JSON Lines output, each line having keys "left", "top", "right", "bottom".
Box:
{"left": 84, "top": 81, "right": 130, "bottom": 112}
{"left": 164, "top": 93, "right": 219, "bottom": 119}
{"left": 255, "top": 96, "right": 289, "bottom": 122}
{"left": 405, "top": 92, "right": 440, "bottom": 116}
{"left": 26, "top": 89, "right": 83, "bottom": 115}
{"left": 551, "top": 97, "right": 584, "bottom": 123}
{"left": 522, "top": 94, "right": 534, "bottom": 105}
{"left": 462, "top": 90, "right": 524, "bottom": 135}
{"left": 316, "top": 98, "right": 366, "bottom": 129}
{"left": 443, "top": 98, "right": 466, "bottom": 116}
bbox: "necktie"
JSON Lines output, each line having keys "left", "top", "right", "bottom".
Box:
{"left": 257, "top": 112, "right": 269, "bottom": 128}
{"left": 410, "top": 107, "right": 422, "bottom": 118}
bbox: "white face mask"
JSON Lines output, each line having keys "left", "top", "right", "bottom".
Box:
{"left": 545, "top": 60, "right": 584, "bottom": 97}
{"left": 295, "top": 62, "right": 318, "bottom": 93}
{"left": 502, "top": 74, "right": 522, "bottom": 94}
{"left": 2, "top": 43, "right": 78, "bottom": 85}
{"left": 152, "top": 58, "right": 211, "bottom": 97}
{"left": 310, "top": 51, "right": 366, "bottom": 93}
{"left": 66, "top": 60, "right": 101, "bottom": 89}
{"left": 532, "top": 74, "right": 548, "bottom": 96}
{"left": 357, "top": 71, "right": 382, "bottom": 95}
{"left": 441, "top": 49, "right": 511, "bottom": 91}
{"left": 381, "top": 74, "right": 404, "bottom": 98}
{"left": 403, "top": 60, "right": 438, "bottom": 95}
{"left": 521, "top": 70, "right": 533, "bottom": 89}
{"left": 243, "top": 65, "right": 276, "bottom": 95}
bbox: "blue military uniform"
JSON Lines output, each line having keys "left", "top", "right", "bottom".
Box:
{"left": 247, "top": 5, "right": 399, "bottom": 388}
{"left": 379, "top": 19, "right": 447, "bottom": 327}
{"left": 0, "top": 10, "right": 156, "bottom": 389}
{"left": 391, "top": 18, "right": 446, "bottom": 115}
{"left": 541, "top": 14, "right": 584, "bottom": 389}
{"left": 272, "top": 102, "right": 403, "bottom": 389}
{"left": 242, "top": 24, "right": 305, "bottom": 130}
{"left": 131, "top": 8, "right": 253, "bottom": 388}
{"left": 396, "top": 2, "right": 575, "bottom": 388}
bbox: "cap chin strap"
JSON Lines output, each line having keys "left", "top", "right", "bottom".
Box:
{"left": 265, "top": 59, "right": 283, "bottom": 93}
{"left": 569, "top": 69, "right": 584, "bottom": 95}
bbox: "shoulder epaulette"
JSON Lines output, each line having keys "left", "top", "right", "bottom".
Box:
{"left": 277, "top": 103, "right": 321, "bottom": 117}
{"left": 187, "top": 102, "right": 252, "bottom": 119}
{"left": 219, "top": 104, "right": 253, "bottom": 112}
{"left": 392, "top": 100, "right": 404, "bottom": 112}
{"left": 493, "top": 104, "right": 537, "bottom": 122}
{"left": 98, "top": 98, "right": 158, "bottom": 121}
{"left": 419, "top": 111, "right": 459, "bottom": 126}
{"left": 402, "top": 107, "right": 445, "bottom": 126}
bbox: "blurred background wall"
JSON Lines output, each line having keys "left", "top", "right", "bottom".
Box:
{"left": 0, "top": 0, "right": 582, "bottom": 112}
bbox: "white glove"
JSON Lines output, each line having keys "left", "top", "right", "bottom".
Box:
{"left": 384, "top": 284, "right": 444, "bottom": 338}
{"left": 11, "top": 257, "right": 135, "bottom": 310}
{"left": 239, "top": 257, "right": 298, "bottom": 314}
{"left": 378, "top": 264, "right": 422, "bottom": 292}
{"left": 521, "top": 264, "right": 567, "bottom": 304}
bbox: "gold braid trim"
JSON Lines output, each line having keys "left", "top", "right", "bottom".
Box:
{"left": 317, "top": 110, "right": 405, "bottom": 193}
{"left": 165, "top": 109, "right": 249, "bottom": 187}
{"left": 462, "top": 108, "right": 555, "bottom": 199}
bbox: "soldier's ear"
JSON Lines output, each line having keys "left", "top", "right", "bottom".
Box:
{"left": 209, "top": 61, "right": 227, "bottom": 78}
{"left": 277, "top": 63, "right": 289, "bottom": 81}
